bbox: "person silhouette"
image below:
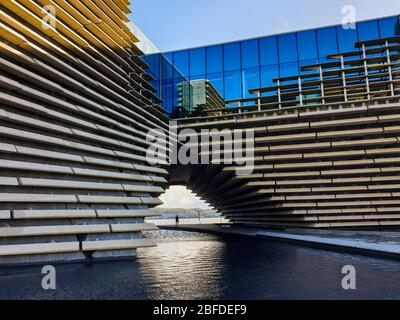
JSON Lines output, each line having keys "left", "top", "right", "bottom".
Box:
{"left": 175, "top": 214, "right": 180, "bottom": 226}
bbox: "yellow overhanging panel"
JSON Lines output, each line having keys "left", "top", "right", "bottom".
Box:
{"left": 46, "top": 0, "right": 125, "bottom": 54}
{"left": 19, "top": 0, "right": 132, "bottom": 73}
{"left": 18, "top": 0, "right": 89, "bottom": 48}
{"left": 50, "top": 0, "right": 91, "bottom": 26}
{"left": 2, "top": 0, "right": 58, "bottom": 38}
{"left": 81, "top": 0, "right": 136, "bottom": 48}
{"left": 0, "top": 21, "right": 27, "bottom": 45}
{"left": 103, "top": 0, "right": 130, "bottom": 21}
{"left": 113, "top": 0, "right": 132, "bottom": 15}
{"left": 0, "top": 6, "right": 92, "bottom": 61}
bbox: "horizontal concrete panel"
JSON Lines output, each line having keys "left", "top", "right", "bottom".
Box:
{"left": 332, "top": 138, "right": 397, "bottom": 147}
{"left": 13, "top": 210, "right": 97, "bottom": 219}
{"left": 0, "top": 193, "right": 77, "bottom": 203}
{"left": 319, "top": 215, "right": 364, "bottom": 221}
{"left": 110, "top": 223, "right": 158, "bottom": 233}
{"left": 0, "top": 177, "right": 18, "bottom": 186}
{"left": 270, "top": 142, "right": 331, "bottom": 152}
{"left": 0, "top": 242, "right": 80, "bottom": 257}
{"left": 18, "top": 178, "right": 125, "bottom": 191}
{"left": 267, "top": 122, "right": 309, "bottom": 132}
{"left": 0, "top": 211, "right": 10, "bottom": 220}
{"left": 317, "top": 128, "right": 383, "bottom": 138}
{"left": 76, "top": 195, "right": 142, "bottom": 204}
{"left": 311, "top": 116, "right": 378, "bottom": 128}
{"left": 0, "top": 159, "right": 73, "bottom": 174}
{"left": 82, "top": 239, "right": 156, "bottom": 251}
{"left": 304, "top": 150, "right": 366, "bottom": 159}
{"left": 0, "top": 224, "right": 110, "bottom": 238}
{"left": 96, "top": 210, "right": 160, "bottom": 218}
{"left": 256, "top": 133, "right": 316, "bottom": 143}
{"left": 0, "top": 142, "right": 17, "bottom": 153}
{"left": 122, "top": 185, "right": 165, "bottom": 193}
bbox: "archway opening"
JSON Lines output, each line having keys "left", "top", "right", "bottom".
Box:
{"left": 148, "top": 186, "right": 228, "bottom": 225}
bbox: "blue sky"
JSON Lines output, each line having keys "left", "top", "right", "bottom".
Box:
{"left": 131, "top": 0, "right": 400, "bottom": 52}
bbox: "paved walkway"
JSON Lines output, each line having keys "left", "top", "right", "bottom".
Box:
{"left": 160, "top": 224, "right": 400, "bottom": 259}
{"left": 148, "top": 218, "right": 229, "bottom": 226}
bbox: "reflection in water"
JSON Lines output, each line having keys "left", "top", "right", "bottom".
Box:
{"left": 0, "top": 230, "right": 400, "bottom": 300}
{"left": 137, "top": 231, "right": 225, "bottom": 300}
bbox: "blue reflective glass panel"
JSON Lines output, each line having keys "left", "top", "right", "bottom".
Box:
{"left": 143, "top": 53, "right": 160, "bottom": 79}
{"left": 260, "top": 36, "right": 279, "bottom": 66}
{"left": 223, "top": 43, "right": 241, "bottom": 71}
{"left": 378, "top": 16, "right": 400, "bottom": 38}
{"left": 207, "top": 72, "right": 224, "bottom": 97}
{"left": 206, "top": 45, "right": 223, "bottom": 74}
{"left": 278, "top": 33, "right": 298, "bottom": 63}
{"left": 279, "top": 62, "right": 299, "bottom": 81}
{"left": 164, "top": 52, "right": 173, "bottom": 63}
{"left": 161, "top": 78, "right": 173, "bottom": 114}
{"left": 224, "top": 70, "right": 242, "bottom": 101}
{"left": 162, "top": 57, "right": 173, "bottom": 79}
{"left": 190, "top": 74, "right": 206, "bottom": 81}
{"left": 357, "top": 20, "right": 380, "bottom": 41}
{"left": 260, "top": 65, "right": 279, "bottom": 87}
{"left": 190, "top": 48, "right": 206, "bottom": 76}
{"left": 317, "top": 27, "right": 338, "bottom": 58}
{"left": 173, "top": 66, "right": 186, "bottom": 81}
{"left": 241, "top": 40, "right": 259, "bottom": 69}
{"left": 242, "top": 68, "right": 260, "bottom": 98}
{"left": 297, "top": 30, "right": 318, "bottom": 60}
{"left": 336, "top": 26, "right": 359, "bottom": 52}
{"left": 150, "top": 80, "right": 160, "bottom": 99}
{"left": 173, "top": 50, "right": 189, "bottom": 77}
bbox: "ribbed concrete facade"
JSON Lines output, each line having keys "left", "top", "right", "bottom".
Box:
{"left": 0, "top": 0, "right": 169, "bottom": 264}
{"left": 173, "top": 36, "right": 400, "bottom": 229}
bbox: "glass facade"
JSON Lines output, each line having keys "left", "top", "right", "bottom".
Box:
{"left": 146, "top": 15, "right": 399, "bottom": 112}
{"left": 142, "top": 53, "right": 190, "bottom": 115}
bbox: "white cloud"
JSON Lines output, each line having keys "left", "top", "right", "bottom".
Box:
{"left": 274, "top": 15, "right": 291, "bottom": 34}
{"left": 158, "top": 186, "right": 212, "bottom": 209}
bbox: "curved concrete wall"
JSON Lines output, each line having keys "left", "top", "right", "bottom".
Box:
{"left": 174, "top": 103, "right": 400, "bottom": 228}
{"left": 173, "top": 36, "right": 400, "bottom": 229}
{"left": 0, "top": 0, "right": 169, "bottom": 265}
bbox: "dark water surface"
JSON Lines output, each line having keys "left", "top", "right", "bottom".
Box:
{"left": 0, "top": 230, "right": 400, "bottom": 300}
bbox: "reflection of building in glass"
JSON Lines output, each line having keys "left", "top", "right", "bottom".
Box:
{"left": 142, "top": 53, "right": 190, "bottom": 115}
{"left": 177, "top": 80, "right": 226, "bottom": 117}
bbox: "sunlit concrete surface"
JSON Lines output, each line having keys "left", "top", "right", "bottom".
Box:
{"left": 162, "top": 224, "right": 400, "bottom": 259}
{"left": 148, "top": 218, "right": 230, "bottom": 226}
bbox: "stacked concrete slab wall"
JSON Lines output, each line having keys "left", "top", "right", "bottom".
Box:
{"left": 0, "top": 0, "right": 169, "bottom": 264}
{"left": 173, "top": 36, "right": 400, "bottom": 229}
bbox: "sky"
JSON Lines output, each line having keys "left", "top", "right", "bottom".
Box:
{"left": 130, "top": 1, "right": 400, "bottom": 208}
{"left": 131, "top": 0, "right": 400, "bottom": 52}
{"left": 159, "top": 186, "right": 211, "bottom": 209}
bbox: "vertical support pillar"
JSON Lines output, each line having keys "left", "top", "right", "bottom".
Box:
{"left": 385, "top": 40, "right": 395, "bottom": 97}
{"left": 362, "top": 44, "right": 371, "bottom": 100}
{"left": 319, "top": 66, "right": 325, "bottom": 106}
{"left": 340, "top": 55, "right": 348, "bottom": 102}
{"left": 298, "top": 76, "right": 303, "bottom": 107}
{"left": 277, "top": 79, "right": 282, "bottom": 110}
{"left": 256, "top": 90, "right": 261, "bottom": 112}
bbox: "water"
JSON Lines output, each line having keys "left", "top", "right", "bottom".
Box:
{"left": 0, "top": 230, "right": 400, "bottom": 300}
